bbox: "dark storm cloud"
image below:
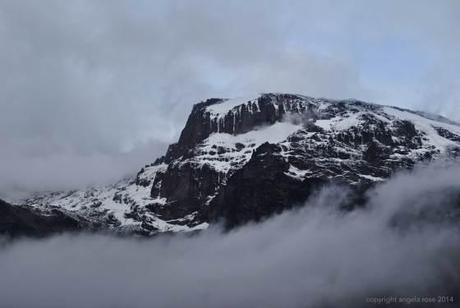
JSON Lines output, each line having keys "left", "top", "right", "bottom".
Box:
{"left": 0, "top": 0, "right": 459, "bottom": 194}
{"left": 1, "top": 162, "right": 460, "bottom": 307}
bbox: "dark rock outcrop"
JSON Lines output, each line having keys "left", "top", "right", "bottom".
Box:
{"left": 0, "top": 199, "right": 84, "bottom": 237}
{"left": 149, "top": 163, "right": 220, "bottom": 220}
{"left": 210, "top": 143, "right": 326, "bottom": 228}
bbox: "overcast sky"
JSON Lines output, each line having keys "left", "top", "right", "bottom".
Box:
{"left": 0, "top": 0, "right": 459, "bottom": 196}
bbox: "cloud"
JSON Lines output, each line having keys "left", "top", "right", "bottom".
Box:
{"left": 0, "top": 140, "right": 168, "bottom": 201}
{"left": 1, "top": 162, "right": 459, "bottom": 307}
{"left": 0, "top": 0, "right": 459, "bottom": 194}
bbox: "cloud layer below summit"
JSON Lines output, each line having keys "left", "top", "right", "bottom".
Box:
{"left": 1, "top": 162, "right": 459, "bottom": 307}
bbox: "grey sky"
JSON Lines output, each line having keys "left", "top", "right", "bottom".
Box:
{"left": 0, "top": 0, "right": 459, "bottom": 195}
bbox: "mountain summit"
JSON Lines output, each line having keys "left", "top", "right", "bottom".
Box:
{"left": 19, "top": 93, "right": 460, "bottom": 235}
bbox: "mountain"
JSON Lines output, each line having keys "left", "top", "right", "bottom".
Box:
{"left": 17, "top": 93, "right": 460, "bottom": 235}
{"left": 0, "top": 198, "right": 87, "bottom": 237}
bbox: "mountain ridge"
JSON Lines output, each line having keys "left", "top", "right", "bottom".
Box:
{"left": 14, "top": 93, "right": 460, "bottom": 235}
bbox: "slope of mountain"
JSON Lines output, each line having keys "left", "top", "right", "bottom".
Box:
{"left": 19, "top": 93, "right": 460, "bottom": 235}
{"left": 0, "top": 198, "right": 87, "bottom": 237}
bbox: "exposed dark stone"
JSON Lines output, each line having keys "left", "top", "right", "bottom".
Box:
{"left": 135, "top": 168, "right": 152, "bottom": 187}
{"left": 434, "top": 126, "right": 460, "bottom": 143}
{"left": 149, "top": 163, "right": 221, "bottom": 220}
{"left": 363, "top": 140, "right": 390, "bottom": 165}
{"left": 209, "top": 143, "right": 326, "bottom": 228}
{"left": 0, "top": 199, "right": 85, "bottom": 237}
{"left": 235, "top": 142, "right": 245, "bottom": 151}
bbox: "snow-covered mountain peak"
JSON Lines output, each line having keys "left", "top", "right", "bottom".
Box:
{"left": 22, "top": 93, "right": 460, "bottom": 234}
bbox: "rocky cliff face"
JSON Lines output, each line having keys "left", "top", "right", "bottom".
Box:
{"left": 19, "top": 93, "right": 460, "bottom": 235}
{"left": 0, "top": 198, "right": 87, "bottom": 237}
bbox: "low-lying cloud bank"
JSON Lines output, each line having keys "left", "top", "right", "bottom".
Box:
{"left": 1, "top": 162, "right": 460, "bottom": 308}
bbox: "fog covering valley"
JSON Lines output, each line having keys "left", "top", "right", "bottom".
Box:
{"left": 1, "top": 161, "right": 459, "bottom": 308}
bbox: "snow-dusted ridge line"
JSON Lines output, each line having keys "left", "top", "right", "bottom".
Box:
{"left": 385, "top": 105, "right": 460, "bottom": 127}
{"left": 206, "top": 95, "right": 260, "bottom": 116}
{"left": 204, "top": 93, "right": 459, "bottom": 127}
